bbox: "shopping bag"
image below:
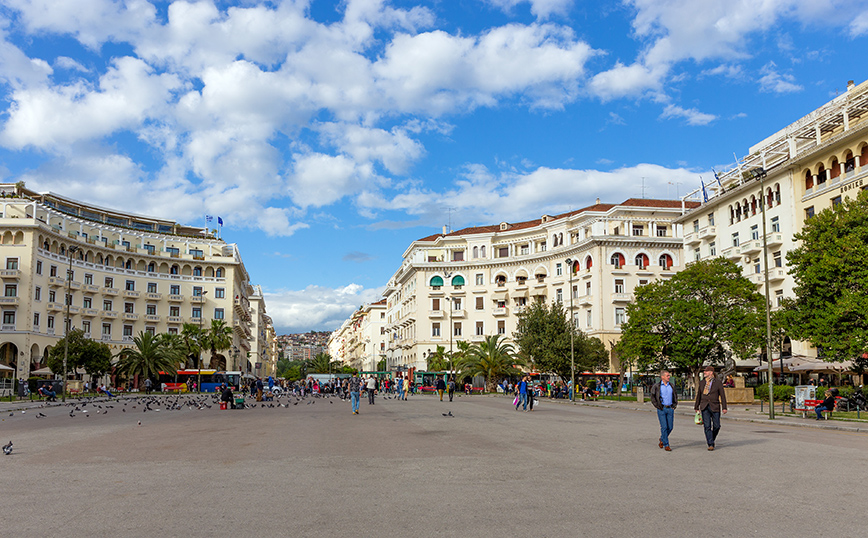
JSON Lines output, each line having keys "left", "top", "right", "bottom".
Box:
{"left": 694, "top": 412, "right": 703, "bottom": 425}
{"left": 513, "top": 395, "right": 519, "bottom": 406}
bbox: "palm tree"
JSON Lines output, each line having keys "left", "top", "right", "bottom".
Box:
{"left": 115, "top": 331, "right": 179, "bottom": 383}
{"left": 201, "top": 319, "right": 233, "bottom": 369}
{"left": 457, "top": 334, "right": 525, "bottom": 393}
{"left": 426, "top": 345, "right": 449, "bottom": 371}
{"left": 307, "top": 352, "right": 335, "bottom": 374}
{"left": 179, "top": 323, "right": 203, "bottom": 369}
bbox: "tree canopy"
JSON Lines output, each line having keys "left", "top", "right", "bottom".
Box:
{"left": 513, "top": 300, "right": 608, "bottom": 381}
{"left": 47, "top": 329, "right": 113, "bottom": 378}
{"left": 115, "top": 331, "right": 180, "bottom": 381}
{"left": 783, "top": 189, "right": 868, "bottom": 361}
{"left": 426, "top": 345, "right": 450, "bottom": 371}
{"left": 456, "top": 334, "right": 524, "bottom": 392}
{"left": 617, "top": 257, "right": 765, "bottom": 383}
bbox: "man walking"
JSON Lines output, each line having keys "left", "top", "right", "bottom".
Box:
{"left": 516, "top": 376, "right": 529, "bottom": 411}
{"left": 349, "top": 373, "right": 361, "bottom": 414}
{"left": 650, "top": 370, "right": 677, "bottom": 451}
{"left": 447, "top": 377, "right": 456, "bottom": 402}
{"left": 694, "top": 365, "right": 727, "bottom": 451}
{"left": 366, "top": 375, "right": 377, "bottom": 405}
{"left": 435, "top": 375, "right": 446, "bottom": 401}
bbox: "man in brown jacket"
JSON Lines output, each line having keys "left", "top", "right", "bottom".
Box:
{"left": 694, "top": 364, "right": 727, "bottom": 451}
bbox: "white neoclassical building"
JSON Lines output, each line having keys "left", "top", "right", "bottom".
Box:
{"left": 676, "top": 78, "right": 868, "bottom": 361}
{"left": 0, "top": 183, "right": 276, "bottom": 382}
{"left": 380, "top": 198, "right": 698, "bottom": 373}
{"left": 328, "top": 299, "right": 387, "bottom": 371}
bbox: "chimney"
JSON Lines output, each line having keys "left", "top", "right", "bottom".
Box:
{"left": 442, "top": 225, "right": 448, "bottom": 235}
{"left": 848, "top": 80, "right": 856, "bottom": 91}
{"left": 595, "top": 197, "right": 601, "bottom": 205}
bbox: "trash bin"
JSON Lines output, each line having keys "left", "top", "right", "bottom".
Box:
{"left": 220, "top": 402, "right": 227, "bottom": 410}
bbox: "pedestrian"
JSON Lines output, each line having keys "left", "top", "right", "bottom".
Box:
{"left": 256, "top": 377, "right": 264, "bottom": 401}
{"left": 447, "top": 377, "right": 456, "bottom": 402}
{"left": 650, "top": 369, "right": 677, "bottom": 451}
{"left": 403, "top": 375, "right": 410, "bottom": 400}
{"left": 435, "top": 375, "right": 446, "bottom": 401}
{"left": 366, "top": 375, "right": 377, "bottom": 405}
{"left": 349, "top": 373, "right": 361, "bottom": 414}
{"left": 144, "top": 378, "right": 152, "bottom": 395}
{"left": 516, "top": 376, "right": 529, "bottom": 411}
{"left": 694, "top": 365, "right": 727, "bottom": 451}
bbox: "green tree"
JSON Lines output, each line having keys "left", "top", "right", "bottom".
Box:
{"left": 47, "top": 329, "right": 114, "bottom": 379}
{"left": 426, "top": 345, "right": 450, "bottom": 371}
{"left": 513, "top": 301, "right": 608, "bottom": 382}
{"left": 307, "top": 352, "right": 336, "bottom": 374}
{"left": 115, "top": 331, "right": 179, "bottom": 382}
{"left": 783, "top": 189, "right": 868, "bottom": 361}
{"left": 617, "top": 257, "right": 765, "bottom": 386}
{"left": 376, "top": 358, "right": 387, "bottom": 371}
{"left": 456, "top": 334, "right": 525, "bottom": 392}
{"left": 202, "top": 319, "right": 233, "bottom": 368}
{"left": 179, "top": 323, "right": 203, "bottom": 368}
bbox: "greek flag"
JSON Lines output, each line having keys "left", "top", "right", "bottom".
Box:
{"left": 700, "top": 177, "right": 708, "bottom": 203}
{"left": 205, "top": 215, "right": 213, "bottom": 223}
{"left": 218, "top": 216, "right": 223, "bottom": 226}
{"left": 712, "top": 167, "right": 723, "bottom": 187}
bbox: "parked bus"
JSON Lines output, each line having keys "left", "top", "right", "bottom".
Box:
{"left": 157, "top": 370, "right": 242, "bottom": 392}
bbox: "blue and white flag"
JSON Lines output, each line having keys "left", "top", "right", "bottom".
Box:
{"left": 205, "top": 215, "right": 213, "bottom": 223}
{"left": 218, "top": 216, "right": 223, "bottom": 226}
{"left": 712, "top": 167, "right": 723, "bottom": 187}
{"left": 700, "top": 177, "right": 708, "bottom": 203}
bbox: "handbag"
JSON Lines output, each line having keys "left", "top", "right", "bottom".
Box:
{"left": 513, "top": 395, "right": 519, "bottom": 406}
{"left": 694, "top": 411, "right": 703, "bottom": 425}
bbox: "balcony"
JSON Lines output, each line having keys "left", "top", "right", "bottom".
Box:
{"left": 48, "top": 276, "right": 65, "bottom": 287}
{"left": 68, "top": 305, "right": 80, "bottom": 314}
{"left": 450, "top": 309, "right": 466, "bottom": 318}
{"left": 123, "top": 335, "right": 134, "bottom": 342}
{"left": 492, "top": 306, "right": 508, "bottom": 317}
{"left": 578, "top": 295, "right": 593, "bottom": 306}
{"left": 69, "top": 281, "right": 81, "bottom": 290}
{"left": 102, "top": 287, "right": 119, "bottom": 295}
{"left": 190, "top": 295, "right": 206, "bottom": 304}
{"left": 81, "top": 308, "right": 98, "bottom": 317}
{"left": 190, "top": 316, "right": 204, "bottom": 324}
{"left": 101, "top": 334, "right": 112, "bottom": 341}
{"left": 698, "top": 226, "right": 717, "bottom": 239}
{"left": 765, "top": 233, "right": 784, "bottom": 248}
{"left": 100, "top": 310, "right": 118, "bottom": 318}
{"left": 684, "top": 232, "right": 701, "bottom": 246}
{"left": 84, "top": 284, "right": 100, "bottom": 293}
{"left": 146, "top": 292, "right": 162, "bottom": 300}
{"left": 0, "top": 296, "right": 19, "bottom": 305}
{"left": 168, "top": 294, "right": 184, "bottom": 302}
{"left": 145, "top": 314, "right": 161, "bottom": 322}
{"left": 768, "top": 268, "right": 786, "bottom": 282}
{"left": 1, "top": 324, "right": 16, "bottom": 331}
{"left": 82, "top": 332, "right": 91, "bottom": 339}
{"left": 0, "top": 269, "right": 20, "bottom": 278}
{"left": 428, "top": 310, "right": 444, "bottom": 318}
{"left": 46, "top": 327, "right": 55, "bottom": 335}
{"left": 123, "top": 290, "right": 140, "bottom": 298}
{"left": 47, "top": 302, "right": 63, "bottom": 312}
{"left": 722, "top": 246, "right": 741, "bottom": 260}
{"left": 514, "top": 305, "right": 527, "bottom": 315}
{"left": 611, "top": 293, "right": 633, "bottom": 303}
{"left": 167, "top": 316, "right": 183, "bottom": 323}
{"left": 740, "top": 240, "right": 762, "bottom": 256}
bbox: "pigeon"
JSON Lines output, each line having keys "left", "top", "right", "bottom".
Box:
{"left": 137, "top": 421, "right": 141, "bottom": 426}
{"left": 2, "top": 441, "right": 12, "bottom": 455}
{"left": 37, "top": 413, "right": 46, "bottom": 419}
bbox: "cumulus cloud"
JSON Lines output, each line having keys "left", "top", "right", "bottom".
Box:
{"left": 487, "top": 0, "right": 575, "bottom": 19}
{"left": 264, "top": 283, "right": 384, "bottom": 333}
{"left": 659, "top": 104, "right": 717, "bottom": 126}
{"left": 758, "top": 62, "right": 803, "bottom": 93}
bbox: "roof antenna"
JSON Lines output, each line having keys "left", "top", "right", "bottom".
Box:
{"left": 445, "top": 206, "right": 456, "bottom": 233}
{"left": 640, "top": 177, "right": 647, "bottom": 199}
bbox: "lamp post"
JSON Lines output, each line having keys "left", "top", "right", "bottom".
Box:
{"left": 746, "top": 166, "right": 775, "bottom": 419}
{"left": 63, "top": 245, "right": 79, "bottom": 403}
{"left": 443, "top": 271, "right": 454, "bottom": 378}
{"left": 232, "top": 346, "right": 239, "bottom": 389}
{"left": 197, "top": 290, "right": 208, "bottom": 393}
{"left": 565, "top": 258, "right": 576, "bottom": 402}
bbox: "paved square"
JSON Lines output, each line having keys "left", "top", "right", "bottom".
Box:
{"left": 2, "top": 393, "right": 865, "bottom": 537}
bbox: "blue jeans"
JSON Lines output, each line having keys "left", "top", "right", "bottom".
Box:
{"left": 701, "top": 408, "right": 721, "bottom": 447}
{"left": 815, "top": 405, "right": 829, "bottom": 419}
{"left": 518, "top": 393, "right": 528, "bottom": 410}
{"left": 657, "top": 407, "right": 674, "bottom": 447}
{"left": 350, "top": 391, "right": 360, "bottom": 413}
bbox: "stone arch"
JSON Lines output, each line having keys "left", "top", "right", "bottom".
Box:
{"left": 13, "top": 231, "right": 24, "bottom": 244}
{"left": 181, "top": 265, "right": 193, "bottom": 276}
{"left": 210, "top": 354, "right": 227, "bottom": 370}
{"left": 215, "top": 267, "right": 224, "bottom": 278}
{"left": 170, "top": 264, "right": 180, "bottom": 275}
{"left": 115, "top": 256, "right": 125, "bottom": 268}
{"left": 829, "top": 156, "right": 840, "bottom": 180}
{"left": 136, "top": 260, "right": 147, "bottom": 271}
{"left": 159, "top": 262, "right": 170, "bottom": 274}
{"left": 532, "top": 264, "right": 548, "bottom": 279}
{"left": 205, "top": 267, "right": 214, "bottom": 277}
{"left": 0, "top": 342, "right": 19, "bottom": 371}
{"left": 30, "top": 343, "right": 41, "bottom": 370}
{"left": 51, "top": 240, "right": 59, "bottom": 253}
{"left": 513, "top": 268, "right": 529, "bottom": 281}
{"left": 480, "top": 245, "right": 486, "bottom": 258}
{"left": 193, "top": 266, "right": 203, "bottom": 277}
{"left": 493, "top": 269, "right": 509, "bottom": 286}
{"left": 1, "top": 231, "right": 12, "bottom": 244}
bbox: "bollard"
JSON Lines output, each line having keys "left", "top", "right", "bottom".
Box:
{"left": 760, "top": 399, "right": 763, "bottom": 413}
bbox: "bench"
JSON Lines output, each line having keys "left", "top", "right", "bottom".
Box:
{"left": 162, "top": 383, "right": 188, "bottom": 393}
{"left": 804, "top": 399, "right": 833, "bottom": 419}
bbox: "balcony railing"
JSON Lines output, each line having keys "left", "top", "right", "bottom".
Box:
{"left": 0, "top": 269, "right": 21, "bottom": 278}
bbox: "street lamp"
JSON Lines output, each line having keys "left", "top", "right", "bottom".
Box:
{"left": 63, "top": 245, "right": 79, "bottom": 403}
{"left": 745, "top": 166, "right": 775, "bottom": 419}
{"left": 565, "top": 258, "right": 576, "bottom": 402}
{"left": 197, "top": 290, "right": 208, "bottom": 393}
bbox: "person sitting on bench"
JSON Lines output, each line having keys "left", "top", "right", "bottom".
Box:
{"left": 815, "top": 390, "right": 835, "bottom": 420}
{"left": 39, "top": 386, "right": 57, "bottom": 402}
{"left": 221, "top": 384, "right": 235, "bottom": 409}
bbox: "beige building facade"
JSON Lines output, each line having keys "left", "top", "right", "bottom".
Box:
{"left": 328, "top": 299, "right": 387, "bottom": 371}
{"left": 381, "top": 199, "right": 697, "bottom": 373}
{"left": 0, "top": 184, "right": 272, "bottom": 381}
{"left": 676, "top": 78, "right": 868, "bottom": 360}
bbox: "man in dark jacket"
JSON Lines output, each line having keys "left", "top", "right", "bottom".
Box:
{"left": 650, "top": 370, "right": 678, "bottom": 451}
{"left": 694, "top": 365, "right": 728, "bottom": 451}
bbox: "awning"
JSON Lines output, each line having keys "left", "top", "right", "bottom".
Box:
{"left": 0, "top": 364, "right": 13, "bottom": 371}
{"left": 451, "top": 275, "right": 465, "bottom": 287}
{"left": 31, "top": 367, "right": 53, "bottom": 375}
{"left": 512, "top": 289, "right": 529, "bottom": 298}
{"left": 530, "top": 288, "right": 547, "bottom": 297}
{"left": 429, "top": 276, "right": 444, "bottom": 287}
{"left": 492, "top": 291, "right": 509, "bottom": 301}
{"left": 790, "top": 360, "right": 853, "bottom": 373}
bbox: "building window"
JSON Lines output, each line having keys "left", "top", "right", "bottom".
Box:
{"left": 708, "top": 213, "right": 715, "bottom": 226}
{"left": 124, "top": 303, "right": 135, "bottom": 314}
{"left": 750, "top": 225, "right": 759, "bottom": 241}
{"left": 190, "top": 249, "right": 203, "bottom": 257}
{"left": 192, "top": 307, "right": 202, "bottom": 319}
{"left": 586, "top": 310, "right": 592, "bottom": 327}
{"left": 693, "top": 248, "right": 701, "bottom": 262}
{"left": 145, "top": 326, "right": 156, "bottom": 335}
{"left": 773, "top": 251, "right": 782, "bottom": 268}
{"left": 614, "top": 279, "right": 625, "bottom": 293}
{"left": 193, "top": 286, "right": 203, "bottom": 297}
{"left": 101, "top": 322, "right": 111, "bottom": 336}
{"left": 103, "top": 300, "right": 112, "bottom": 311}
{"left": 83, "top": 297, "right": 92, "bottom": 309}
{"left": 453, "top": 322, "right": 462, "bottom": 337}
{"left": 556, "top": 288, "right": 563, "bottom": 302}
{"left": 731, "top": 233, "right": 739, "bottom": 247}
{"left": 147, "top": 282, "right": 157, "bottom": 293}
{"left": 82, "top": 321, "right": 90, "bottom": 334}
{"left": 610, "top": 253, "right": 625, "bottom": 268}
{"left": 771, "top": 216, "right": 780, "bottom": 233}
{"left": 49, "top": 290, "right": 56, "bottom": 303}
{"left": 775, "top": 289, "right": 784, "bottom": 307}
{"left": 170, "top": 306, "right": 180, "bottom": 317}
{"left": 656, "top": 225, "right": 667, "bottom": 237}
{"left": 693, "top": 220, "right": 699, "bottom": 233}
{"left": 4, "top": 284, "right": 16, "bottom": 297}
{"left": 632, "top": 224, "right": 644, "bottom": 236}
{"left": 215, "top": 288, "right": 225, "bottom": 298}
{"left": 432, "top": 298, "right": 441, "bottom": 311}
{"left": 498, "top": 247, "right": 509, "bottom": 258}
{"left": 214, "top": 308, "right": 224, "bottom": 320}
{"left": 475, "top": 297, "right": 484, "bottom": 310}
{"left": 658, "top": 254, "right": 673, "bottom": 269}
{"left": 47, "top": 316, "right": 55, "bottom": 329}
{"left": 216, "top": 268, "right": 224, "bottom": 278}
{"left": 476, "top": 321, "right": 484, "bottom": 336}
{"left": 193, "top": 266, "right": 202, "bottom": 276}
{"left": 556, "top": 263, "right": 563, "bottom": 276}
{"left": 520, "top": 244, "right": 529, "bottom": 255}
{"left": 635, "top": 253, "right": 649, "bottom": 269}
{"left": 146, "top": 304, "right": 156, "bottom": 315}
{"left": 34, "top": 287, "right": 41, "bottom": 301}
{"left": 452, "top": 251, "right": 464, "bottom": 262}
{"left": 105, "top": 277, "right": 113, "bottom": 288}
{"left": 33, "top": 313, "right": 39, "bottom": 327}
{"left": 585, "top": 281, "right": 591, "bottom": 296}
{"left": 805, "top": 206, "right": 815, "bottom": 219}
{"left": 615, "top": 308, "right": 626, "bottom": 326}
{"left": 125, "top": 280, "right": 135, "bottom": 291}
{"left": 474, "top": 273, "right": 484, "bottom": 286}
{"left": 5, "top": 258, "right": 18, "bottom": 270}
{"left": 84, "top": 273, "right": 93, "bottom": 285}
{"left": 497, "top": 320, "right": 505, "bottom": 335}
{"left": 432, "top": 323, "right": 441, "bottom": 337}
{"left": 638, "top": 279, "right": 648, "bottom": 286}
{"left": 170, "top": 284, "right": 180, "bottom": 295}
{"left": 50, "top": 265, "right": 57, "bottom": 277}
{"left": 170, "top": 265, "right": 179, "bottom": 275}
{"left": 832, "top": 195, "right": 842, "bottom": 207}
{"left": 36, "top": 261, "right": 42, "bottom": 275}
{"left": 754, "top": 258, "right": 761, "bottom": 274}
{"left": 123, "top": 325, "right": 133, "bottom": 337}
{"left": 453, "top": 298, "right": 462, "bottom": 310}
{"left": 709, "top": 242, "right": 716, "bottom": 257}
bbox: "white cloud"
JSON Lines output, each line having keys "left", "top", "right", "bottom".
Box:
{"left": 588, "top": 61, "right": 664, "bottom": 101}
{"left": 660, "top": 104, "right": 717, "bottom": 126}
{"left": 318, "top": 123, "right": 425, "bottom": 175}
{"left": 758, "top": 62, "right": 803, "bottom": 93}
{"left": 487, "top": 0, "right": 574, "bottom": 19}
{"left": 0, "top": 30, "right": 53, "bottom": 87}
{"left": 264, "top": 283, "right": 384, "bottom": 333}
{"left": 54, "top": 56, "right": 89, "bottom": 72}
{"left": 851, "top": 9, "right": 868, "bottom": 36}
{"left": 288, "top": 152, "right": 369, "bottom": 208}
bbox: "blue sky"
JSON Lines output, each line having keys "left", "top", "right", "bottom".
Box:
{"left": 1, "top": 0, "right": 868, "bottom": 333}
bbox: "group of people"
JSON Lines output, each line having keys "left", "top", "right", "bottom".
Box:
{"left": 651, "top": 365, "right": 727, "bottom": 451}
